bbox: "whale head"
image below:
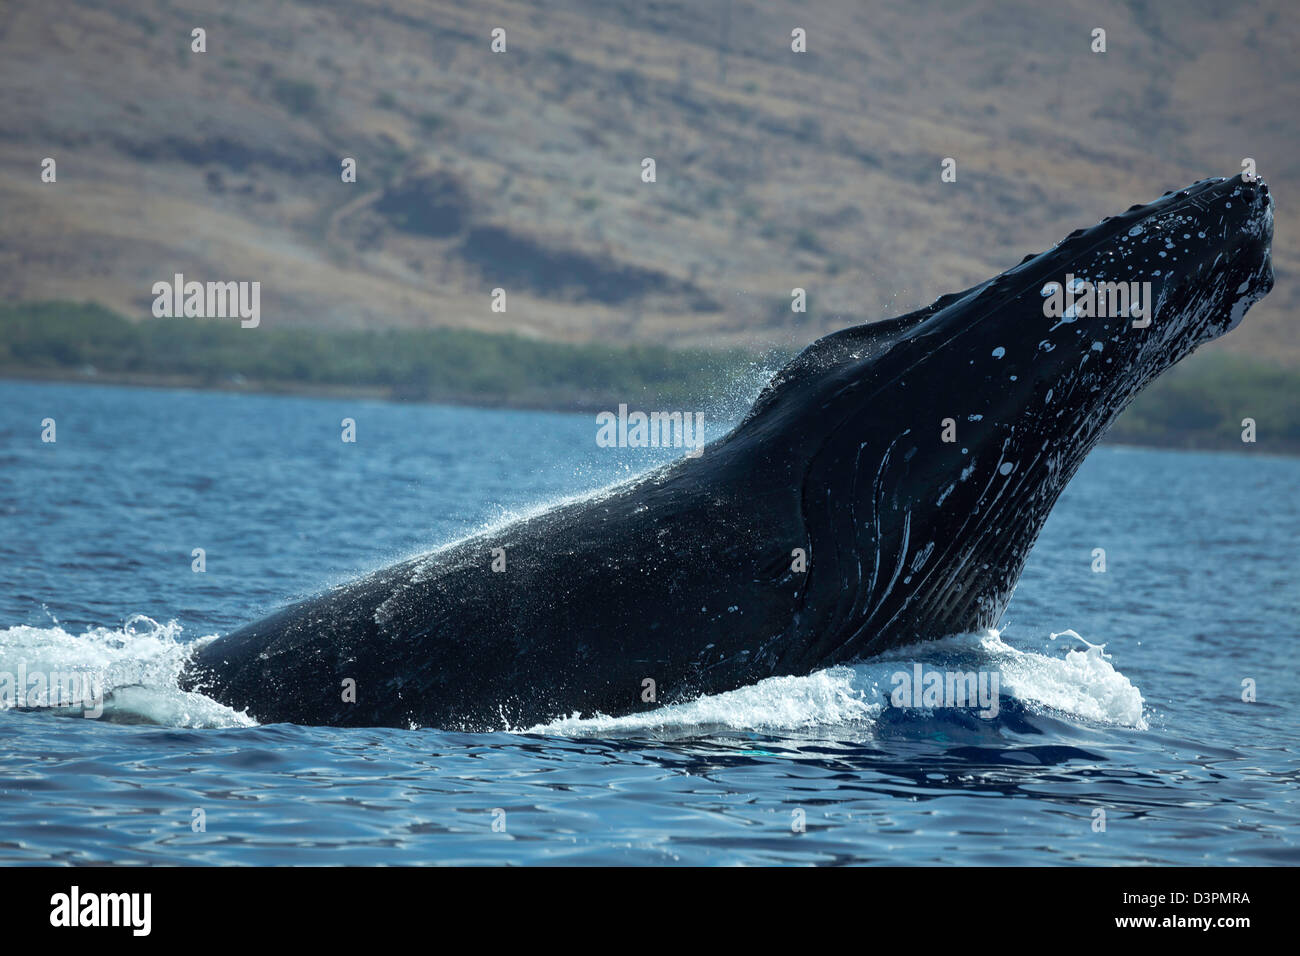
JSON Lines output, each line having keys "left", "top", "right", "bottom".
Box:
{"left": 732, "top": 175, "right": 1275, "bottom": 668}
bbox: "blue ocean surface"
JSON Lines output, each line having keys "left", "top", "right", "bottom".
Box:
{"left": 0, "top": 379, "right": 1297, "bottom": 865}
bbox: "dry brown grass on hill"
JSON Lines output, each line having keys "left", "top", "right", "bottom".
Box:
{"left": 0, "top": 0, "right": 1295, "bottom": 359}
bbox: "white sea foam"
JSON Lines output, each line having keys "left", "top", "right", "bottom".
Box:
{"left": 531, "top": 666, "right": 883, "bottom": 736}
{"left": 0, "top": 617, "right": 1144, "bottom": 734}
{"left": 529, "top": 629, "right": 1147, "bottom": 736}
{"left": 0, "top": 615, "right": 254, "bottom": 728}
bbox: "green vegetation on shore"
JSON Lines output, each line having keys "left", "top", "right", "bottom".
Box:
{"left": 0, "top": 301, "right": 756, "bottom": 411}
{"left": 1106, "top": 352, "right": 1300, "bottom": 452}
{"left": 1, "top": 302, "right": 1297, "bottom": 454}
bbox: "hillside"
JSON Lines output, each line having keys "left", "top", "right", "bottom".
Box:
{"left": 0, "top": 0, "right": 1296, "bottom": 358}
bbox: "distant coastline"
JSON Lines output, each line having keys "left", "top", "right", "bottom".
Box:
{"left": 3, "top": 301, "right": 1297, "bottom": 455}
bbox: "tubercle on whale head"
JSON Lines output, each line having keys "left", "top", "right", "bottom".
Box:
{"left": 757, "top": 175, "right": 1276, "bottom": 670}
{"left": 902, "top": 175, "right": 1276, "bottom": 454}
{"left": 729, "top": 177, "right": 1273, "bottom": 450}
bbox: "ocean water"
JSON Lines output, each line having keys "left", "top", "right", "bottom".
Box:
{"left": 1, "top": 379, "right": 1297, "bottom": 865}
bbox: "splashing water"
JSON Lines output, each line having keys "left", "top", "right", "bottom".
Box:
{"left": 0, "top": 617, "right": 1142, "bottom": 735}
{"left": 0, "top": 615, "right": 255, "bottom": 728}
{"left": 529, "top": 666, "right": 884, "bottom": 736}
{"left": 530, "top": 628, "right": 1146, "bottom": 736}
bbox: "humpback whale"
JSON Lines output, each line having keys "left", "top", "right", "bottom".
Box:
{"left": 180, "top": 175, "right": 1275, "bottom": 730}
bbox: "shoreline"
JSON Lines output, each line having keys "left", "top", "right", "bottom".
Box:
{"left": 4, "top": 364, "right": 1296, "bottom": 458}
{"left": 0, "top": 365, "right": 614, "bottom": 414}
{"left": 4, "top": 301, "right": 1297, "bottom": 457}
